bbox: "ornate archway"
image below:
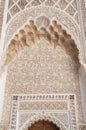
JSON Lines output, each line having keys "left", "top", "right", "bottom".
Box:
{"left": 1, "top": 19, "right": 81, "bottom": 130}
{"left": 20, "top": 114, "right": 66, "bottom": 130}
{"left": 1, "top": 19, "right": 80, "bottom": 75}
{"left": 0, "top": 1, "right": 86, "bottom": 130}
{"left": 28, "top": 120, "right": 60, "bottom": 130}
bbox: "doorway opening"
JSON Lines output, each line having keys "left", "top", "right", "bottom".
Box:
{"left": 28, "top": 120, "right": 60, "bottom": 130}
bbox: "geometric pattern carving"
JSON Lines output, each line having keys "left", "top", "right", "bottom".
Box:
{"left": 7, "top": 0, "right": 79, "bottom": 24}
{"left": 10, "top": 5, "right": 20, "bottom": 16}
{"left": 9, "top": 94, "right": 78, "bottom": 130}
{"left": 19, "top": 101, "right": 68, "bottom": 110}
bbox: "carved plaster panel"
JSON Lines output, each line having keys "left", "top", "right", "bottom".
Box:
{"left": 3, "top": 41, "right": 83, "bottom": 125}
{"left": 9, "top": 94, "right": 77, "bottom": 130}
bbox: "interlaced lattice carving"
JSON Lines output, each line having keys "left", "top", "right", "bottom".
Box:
{"left": 7, "top": 0, "right": 79, "bottom": 24}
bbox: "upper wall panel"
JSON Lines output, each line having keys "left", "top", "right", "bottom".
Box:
{"left": 5, "top": 7, "right": 82, "bottom": 63}
{"left": 0, "top": 0, "right": 86, "bottom": 68}
{"left": 7, "top": 0, "right": 79, "bottom": 24}
{"left": 4, "top": 0, "right": 86, "bottom": 66}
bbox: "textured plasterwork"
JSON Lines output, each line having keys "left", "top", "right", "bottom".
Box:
{"left": 6, "top": 7, "right": 79, "bottom": 46}
{"left": 3, "top": 19, "right": 79, "bottom": 70}
{"left": 0, "top": 0, "right": 85, "bottom": 129}
{"left": 19, "top": 101, "right": 67, "bottom": 110}
{"left": 0, "top": 0, "right": 5, "bottom": 37}
{"left": 20, "top": 113, "right": 67, "bottom": 130}
{"left": 4, "top": 6, "right": 85, "bottom": 67}
{"left": 7, "top": 0, "right": 79, "bottom": 24}
{"left": 80, "top": 0, "right": 86, "bottom": 41}
{"left": 6, "top": 42, "right": 79, "bottom": 94}
{"left": 8, "top": 94, "right": 77, "bottom": 130}
{"left": 19, "top": 112, "right": 68, "bottom": 128}
{"left": 3, "top": 42, "right": 83, "bottom": 125}
{"left": 1, "top": 41, "right": 83, "bottom": 130}
{"left": 5, "top": 0, "right": 86, "bottom": 66}
{"left": 84, "top": 0, "right": 86, "bottom": 7}
{"left": 0, "top": 0, "right": 85, "bottom": 70}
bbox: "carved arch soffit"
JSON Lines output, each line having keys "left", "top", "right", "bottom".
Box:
{"left": 0, "top": 20, "right": 80, "bottom": 74}
{"left": 20, "top": 114, "right": 66, "bottom": 130}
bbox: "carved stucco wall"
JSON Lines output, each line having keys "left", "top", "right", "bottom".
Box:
{"left": 0, "top": 0, "right": 86, "bottom": 66}
{"left": 1, "top": 0, "right": 85, "bottom": 67}
{"left": 2, "top": 41, "right": 83, "bottom": 128}
{"left": 81, "top": 0, "right": 86, "bottom": 40}
{"left": 7, "top": 0, "right": 79, "bottom": 24}
{"left": 5, "top": 41, "right": 79, "bottom": 94}
{"left": 1, "top": 0, "right": 84, "bottom": 61}
{"left": 0, "top": 0, "right": 86, "bottom": 130}
{"left": 79, "top": 65, "right": 86, "bottom": 121}
{"left": 9, "top": 94, "right": 77, "bottom": 130}
{"left": 0, "top": 0, "right": 5, "bottom": 37}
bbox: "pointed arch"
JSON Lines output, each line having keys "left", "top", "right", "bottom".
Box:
{"left": 20, "top": 114, "right": 66, "bottom": 130}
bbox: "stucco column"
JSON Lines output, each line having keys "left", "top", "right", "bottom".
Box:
{"left": 0, "top": 70, "right": 7, "bottom": 122}
{"left": 0, "top": 0, "right": 9, "bottom": 59}
{"left": 79, "top": 65, "right": 86, "bottom": 122}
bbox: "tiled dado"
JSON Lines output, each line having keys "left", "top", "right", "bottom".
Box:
{"left": 9, "top": 94, "right": 78, "bottom": 130}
